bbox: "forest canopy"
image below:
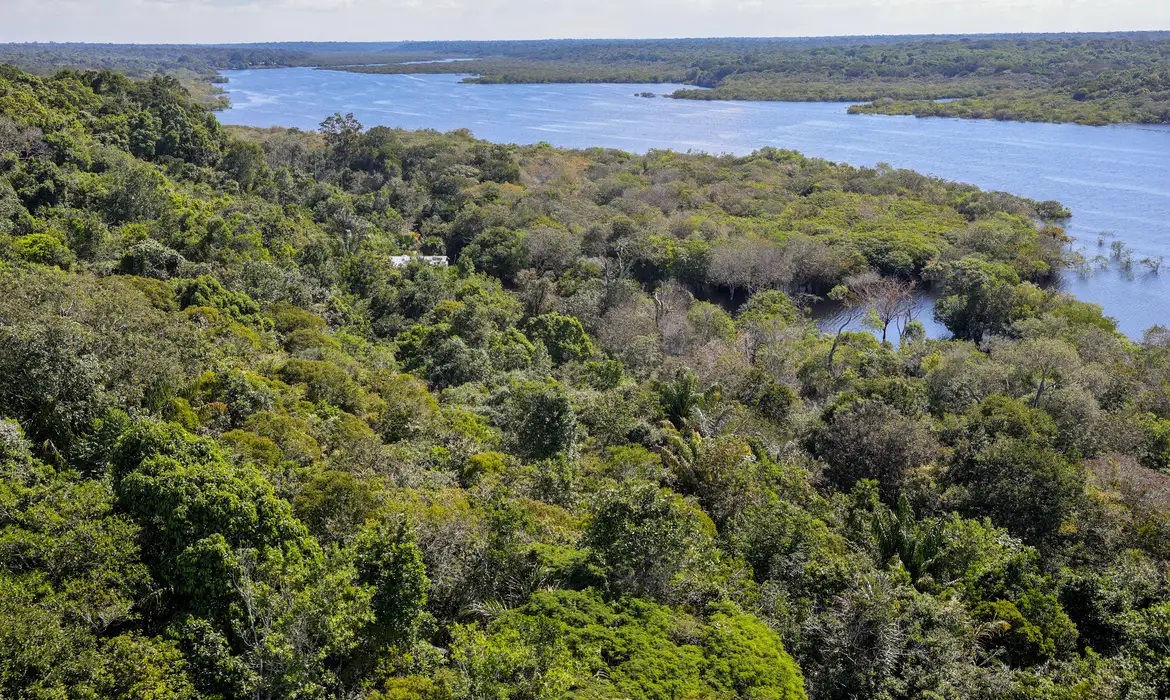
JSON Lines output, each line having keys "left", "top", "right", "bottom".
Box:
{"left": 2, "top": 63, "right": 1170, "bottom": 699}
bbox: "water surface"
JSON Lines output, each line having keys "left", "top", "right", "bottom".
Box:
{"left": 220, "top": 68, "right": 1170, "bottom": 337}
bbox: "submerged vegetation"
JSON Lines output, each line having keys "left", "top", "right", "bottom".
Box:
{"left": 4, "top": 64, "right": 1170, "bottom": 699}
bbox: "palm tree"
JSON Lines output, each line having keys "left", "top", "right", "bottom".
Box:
{"left": 659, "top": 369, "right": 703, "bottom": 430}
{"left": 871, "top": 494, "right": 945, "bottom": 584}
{"left": 659, "top": 429, "right": 703, "bottom": 481}
{"left": 658, "top": 369, "right": 728, "bottom": 436}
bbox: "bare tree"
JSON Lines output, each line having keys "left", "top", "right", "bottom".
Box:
{"left": 821, "top": 272, "right": 888, "bottom": 368}
{"left": 655, "top": 282, "right": 697, "bottom": 356}
{"left": 516, "top": 269, "right": 558, "bottom": 317}
{"left": 525, "top": 226, "right": 580, "bottom": 274}
{"left": 0, "top": 117, "right": 48, "bottom": 160}
{"left": 862, "top": 278, "right": 918, "bottom": 344}
{"left": 602, "top": 237, "right": 637, "bottom": 310}
{"left": 708, "top": 239, "right": 792, "bottom": 300}
{"left": 826, "top": 285, "right": 866, "bottom": 370}
{"left": 989, "top": 336, "right": 1081, "bottom": 407}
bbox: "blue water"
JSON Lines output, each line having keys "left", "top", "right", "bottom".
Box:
{"left": 220, "top": 67, "right": 1170, "bottom": 338}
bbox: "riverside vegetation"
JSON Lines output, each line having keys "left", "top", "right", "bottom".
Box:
{"left": 326, "top": 34, "right": 1170, "bottom": 126}
{"left": 3, "top": 64, "right": 1170, "bottom": 699}
{"left": 5, "top": 33, "right": 1170, "bottom": 125}
{"left": 0, "top": 44, "right": 303, "bottom": 110}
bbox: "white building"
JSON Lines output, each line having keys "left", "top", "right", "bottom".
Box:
{"left": 389, "top": 255, "right": 450, "bottom": 268}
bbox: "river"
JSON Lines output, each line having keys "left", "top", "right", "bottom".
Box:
{"left": 219, "top": 67, "right": 1170, "bottom": 338}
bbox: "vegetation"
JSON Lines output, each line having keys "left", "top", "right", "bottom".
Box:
{"left": 6, "top": 34, "right": 1170, "bottom": 124}
{"left": 326, "top": 34, "right": 1170, "bottom": 125}
{"left": 3, "top": 63, "right": 1170, "bottom": 699}
{"left": 0, "top": 44, "right": 307, "bottom": 109}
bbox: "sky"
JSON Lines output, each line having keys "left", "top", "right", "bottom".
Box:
{"left": 3, "top": 0, "right": 1169, "bottom": 44}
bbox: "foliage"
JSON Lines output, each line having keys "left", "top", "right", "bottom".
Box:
{"left": 449, "top": 590, "right": 805, "bottom": 700}
{"left": 322, "top": 33, "right": 1170, "bottom": 125}
{"left": 0, "top": 62, "right": 1167, "bottom": 699}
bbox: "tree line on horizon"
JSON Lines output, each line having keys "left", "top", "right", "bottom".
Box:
{"left": 5, "top": 32, "right": 1170, "bottom": 124}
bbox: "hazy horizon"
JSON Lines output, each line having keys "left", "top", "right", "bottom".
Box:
{"left": 6, "top": 30, "right": 1170, "bottom": 47}
{"left": 4, "top": 0, "right": 1170, "bottom": 45}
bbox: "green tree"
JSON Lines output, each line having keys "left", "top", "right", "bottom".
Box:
{"left": 522, "top": 312, "right": 595, "bottom": 365}
{"left": 293, "top": 470, "right": 382, "bottom": 547}
{"left": 111, "top": 421, "right": 373, "bottom": 698}
{"left": 460, "top": 227, "right": 529, "bottom": 282}
{"left": 448, "top": 590, "right": 806, "bottom": 700}
{"left": 354, "top": 517, "right": 430, "bottom": 649}
{"left": 929, "top": 257, "right": 1043, "bottom": 341}
{"left": 702, "top": 602, "right": 807, "bottom": 700}
{"left": 500, "top": 379, "right": 578, "bottom": 460}
{"left": 811, "top": 401, "right": 939, "bottom": 502}
{"left": 951, "top": 436, "right": 1085, "bottom": 547}
{"left": 584, "top": 482, "right": 742, "bottom": 606}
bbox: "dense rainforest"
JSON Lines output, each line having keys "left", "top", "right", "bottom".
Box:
{"left": 2, "top": 63, "right": 1170, "bottom": 700}
{"left": 5, "top": 33, "right": 1170, "bottom": 125}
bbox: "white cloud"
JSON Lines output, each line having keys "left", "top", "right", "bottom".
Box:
{"left": 1, "top": 0, "right": 1167, "bottom": 43}
{"left": 143, "top": 0, "right": 375, "bottom": 8}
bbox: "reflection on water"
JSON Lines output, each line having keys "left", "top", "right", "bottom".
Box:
{"left": 221, "top": 68, "right": 1170, "bottom": 338}
{"left": 397, "top": 58, "right": 477, "bottom": 65}
{"left": 809, "top": 292, "right": 949, "bottom": 341}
